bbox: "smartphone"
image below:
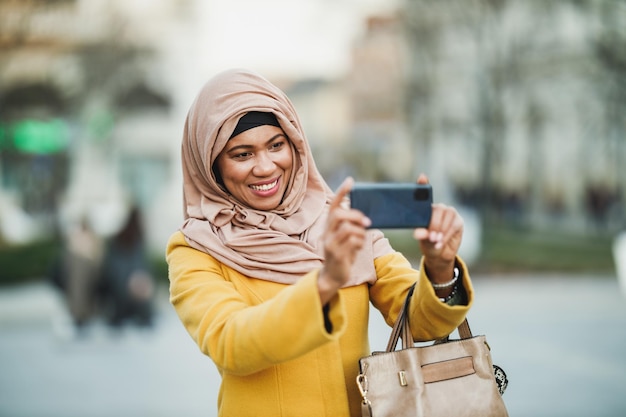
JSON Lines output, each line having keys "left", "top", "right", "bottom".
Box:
{"left": 349, "top": 182, "right": 433, "bottom": 229}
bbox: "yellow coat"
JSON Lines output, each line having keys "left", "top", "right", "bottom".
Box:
{"left": 167, "top": 231, "right": 473, "bottom": 417}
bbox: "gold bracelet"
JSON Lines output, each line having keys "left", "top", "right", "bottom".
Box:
{"left": 430, "top": 267, "right": 459, "bottom": 290}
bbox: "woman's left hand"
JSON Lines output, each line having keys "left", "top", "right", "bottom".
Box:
{"left": 413, "top": 174, "right": 464, "bottom": 280}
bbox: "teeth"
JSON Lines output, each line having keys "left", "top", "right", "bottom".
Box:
{"left": 250, "top": 180, "right": 277, "bottom": 191}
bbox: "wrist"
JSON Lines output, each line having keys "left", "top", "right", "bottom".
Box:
{"left": 317, "top": 268, "right": 342, "bottom": 305}
{"left": 423, "top": 258, "right": 460, "bottom": 301}
{"left": 438, "top": 282, "right": 459, "bottom": 303}
{"left": 430, "top": 266, "right": 460, "bottom": 290}
{"left": 423, "top": 258, "right": 456, "bottom": 286}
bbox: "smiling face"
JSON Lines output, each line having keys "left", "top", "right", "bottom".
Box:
{"left": 215, "top": 124, "right": 293, "bottom": 211}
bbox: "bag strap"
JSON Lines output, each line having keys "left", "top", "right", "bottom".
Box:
{"left": 385, "top": 283, "right": 415, "bottom": 352}
{"left": 386, "top": 282, "right": 473, "bottom": 352}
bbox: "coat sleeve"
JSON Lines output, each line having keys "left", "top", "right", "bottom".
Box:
{"left": 370, "top": 252, "right": 474, "bottom": 342}
{"left": 166, "top": 232, "right": 347, "bottom": 376}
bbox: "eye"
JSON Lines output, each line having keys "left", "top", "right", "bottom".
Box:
{"left": 269, "top": 140, "right": 285, "bottom": 151}
{"left": 232, "top": 151, "right": 253, "bottom": 160}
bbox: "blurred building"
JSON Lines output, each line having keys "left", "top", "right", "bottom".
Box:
{"left": 345, "top": 1, "right": 625, "bottom": 233}
{"left": 0, "top": 0, "right": 354, "bottom": 254}
{"left": 0, "top": 0, "right": 197, "bottom": 253}
{"left": 279, "top": 77, "right": 352, "bottom": 190}
{"left": 1, "top": 0, "right": 624, "bottom": 259}
{"left": 347, "top": 15, "right": 413, "bottom": 182}
{"left": 400, "top": 0, "right": 626, "bottom": 232}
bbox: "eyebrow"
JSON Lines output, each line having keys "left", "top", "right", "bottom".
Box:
{"left": 223, "top": 133, "right": 286, "bottom": 154}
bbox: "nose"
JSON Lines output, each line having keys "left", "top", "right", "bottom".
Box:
{"left": 252, "top": 151, "right": 276, "bottom": 176}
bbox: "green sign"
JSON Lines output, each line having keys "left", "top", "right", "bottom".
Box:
{"left": 10, "top": 119, "right": 70, "bottom": 154}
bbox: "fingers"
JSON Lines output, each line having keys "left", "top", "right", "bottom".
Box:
{"left": 326, "top": 177, "right": 371, "bottom": 252}
{"left": 327, "top": 218, "right": 367, "bottom": 253}
{"left": 323, "top": 177, "right": 372, "bottom": 286}
{"left": 413, "top": 174, "right": 462, "bottom": 251}
{"left": 414, "top": 227, "right": 429, "bottom": 241}
{"left": 327, "top": 203, "right": 371, "bottom": 234}
{"left": 427, "top": 203, "right": 446, "bottom": 247}
{"left": 329, "top": 177, "right": 371, "bottom": 228}
{"left": 330, "top": 176, "right": 354, "bottom": 211}
{"left": 413, "top": 203, "right": 463, "bottom": 252}
{"left": 438, "top": 206, "right": 463, "bottom": 245}
{"left": 429, "top": 204, "right": 462, "bottom": 249}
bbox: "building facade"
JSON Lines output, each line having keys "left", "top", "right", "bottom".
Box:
{"left": 0, "top": 0, "right": 196, "bottom": 251}
{"left": 1, "top": 0, "right": 623, "bottom": 257}
{"left": 400, "top": 0, "right": 625, "bottom": 232}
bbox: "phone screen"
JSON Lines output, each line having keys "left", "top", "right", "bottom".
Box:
{"left": 349, "top": 183, "right": 433, "bottom": 229}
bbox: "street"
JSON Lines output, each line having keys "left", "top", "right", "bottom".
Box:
{"left": 1, "top": 273, "right": 625, "bottom": 417}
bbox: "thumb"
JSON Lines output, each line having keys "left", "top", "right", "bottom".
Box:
{"left": 413, "top": 228, "right": 429, "bottom": 241}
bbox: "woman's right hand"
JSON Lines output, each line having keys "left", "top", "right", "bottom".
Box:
{"left": 318, "top": 177, "right": 371, "bottom": 304}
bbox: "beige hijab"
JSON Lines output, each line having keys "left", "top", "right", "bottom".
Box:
{"left": 180, "top": 68, "right": 393, "bottom": 286}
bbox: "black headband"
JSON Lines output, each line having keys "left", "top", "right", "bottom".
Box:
{"left": 229, "top": 111, "right": 281, "bottom": 139}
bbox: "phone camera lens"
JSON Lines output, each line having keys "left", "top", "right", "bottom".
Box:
{"left": 414, "top": 188, "right": 429, "bottom": 201}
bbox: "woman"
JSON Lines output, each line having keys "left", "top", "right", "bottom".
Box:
{"left": 166, "top": 68, "right": 473, "bottom": 417}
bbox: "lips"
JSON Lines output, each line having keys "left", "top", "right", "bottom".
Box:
{"left": 249, "top": 178, "right": 279, "bottom": 192}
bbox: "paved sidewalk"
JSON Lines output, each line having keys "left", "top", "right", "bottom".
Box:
{"left": 0, "top": 282, "right": 218, "bottom": 417}
{"left": 1, "top": 274, "right": 625, "bottom": 417}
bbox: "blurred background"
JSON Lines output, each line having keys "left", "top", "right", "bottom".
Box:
{"left": 0, "top": 0, "right": 625, "bottom": 416}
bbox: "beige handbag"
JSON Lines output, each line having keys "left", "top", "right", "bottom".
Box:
{"left": 356, "top": 284, "right": 509, "bottom": 417}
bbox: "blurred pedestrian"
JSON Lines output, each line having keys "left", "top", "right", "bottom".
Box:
{"left": 614, "top": 231, "right": 626, "bottom": 298}
{"left": 62, "top": 216, "right": 104, "bottom": 331}
{"left": 100, "top": 205, "right": 154, "bottom": 328}
{"left": 167, "top": 69, "right": 474, "bottom": 416}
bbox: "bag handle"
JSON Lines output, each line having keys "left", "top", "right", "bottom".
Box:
{"left": 385, "top": 282, "right": 473, "bottom": 352}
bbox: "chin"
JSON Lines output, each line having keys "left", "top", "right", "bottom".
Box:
{"left": 246, "top": 198, "right": 279, "bottom": 211}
